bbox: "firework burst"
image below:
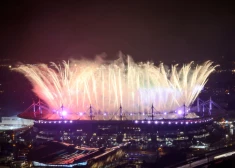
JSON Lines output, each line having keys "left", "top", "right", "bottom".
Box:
{"left": 14, "top": 55, "right": 217, "bottom": 120}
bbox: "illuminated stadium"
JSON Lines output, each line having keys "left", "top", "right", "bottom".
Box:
{"left": 14, "top": 55, "right": 217, "bottom": 149}
{"left": 15, "top": 55, "right": 217, "bottom": 121}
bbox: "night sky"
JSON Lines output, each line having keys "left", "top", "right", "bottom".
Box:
{"left": 0, "top": 0, "right": 235, "bottom": 63}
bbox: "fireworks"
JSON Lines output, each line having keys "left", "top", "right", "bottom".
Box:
{"left": 14, "top": 54, "right": 217, "bottom": 120}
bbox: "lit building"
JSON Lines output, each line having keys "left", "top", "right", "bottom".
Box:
{"left": 0, "top": 116, "right": 33, "bottom": 130}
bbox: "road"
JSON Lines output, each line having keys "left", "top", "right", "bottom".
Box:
{"left": 177, "top": 150, "right": 235, "bottom": 168}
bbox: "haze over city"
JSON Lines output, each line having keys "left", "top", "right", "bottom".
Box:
{"left": 0, "top": 0, "right": 235, "bottom": 62}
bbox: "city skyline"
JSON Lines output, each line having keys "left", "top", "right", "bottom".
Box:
{"left": 0, "top": 1, "right": 235, "bottom": 168}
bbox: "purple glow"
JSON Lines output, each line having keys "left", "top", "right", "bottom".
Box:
{"left": 178, "top": 110, "right": 182, "bottom": 114}
{"left": 62, "top": 110, "right": 67, "bottom": 116}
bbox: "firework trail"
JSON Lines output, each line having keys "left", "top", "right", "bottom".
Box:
{"left": 14, "top": 54, "right": 217, "bottom": 120}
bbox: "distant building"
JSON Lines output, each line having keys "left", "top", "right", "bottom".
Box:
{"left": 0, "top": 116, "right": 33, "bottom": 130}
{"left": 28, "top": 141, "right": 127, "bottom": 167}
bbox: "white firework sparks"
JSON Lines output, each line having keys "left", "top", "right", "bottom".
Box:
{"left": 14, "top": 55, "right": 217, "bottom": 120}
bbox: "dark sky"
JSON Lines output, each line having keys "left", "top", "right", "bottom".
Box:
{"left": 0, "top": 0, "right": 235, "bottom": 63}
